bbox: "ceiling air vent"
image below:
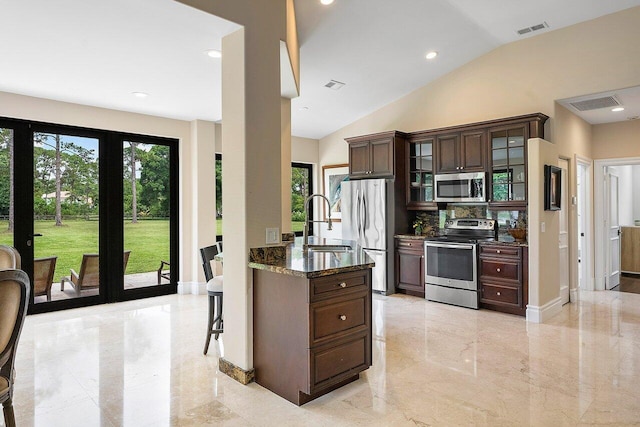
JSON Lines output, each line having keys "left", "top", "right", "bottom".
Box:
{"left": 324, "top": 80, "right": 345, "bottom": 90}
{"left": 569, "top": 96, "right": 621, "bottom": 111}
{"left": 517, "top": 21, "right": 549, "bottom": 36}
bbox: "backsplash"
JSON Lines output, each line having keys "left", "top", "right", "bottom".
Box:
{"left": 409, "top": 205, "right": 527, "bottom": 239}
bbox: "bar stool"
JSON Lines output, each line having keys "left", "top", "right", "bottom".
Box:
{"left": 200, "top": 244, "right": 223, "bottom": 355}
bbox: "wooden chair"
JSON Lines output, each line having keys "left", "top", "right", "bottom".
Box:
{"left": 61, "top": 251, "right": 131, "bottom": 296}
{"left": 0, "top": 269, "right": 30, "bottom": 427}
{"left": 0, "top": 245, "right": 20, "bottom": 270}
{"left": 33, "top": 256, "right": 57, "bottom": 302}
{"left": 157, "top": 260, "right": 170, "bottom": 284}
{"left": 201, "top": 244, "right": 223, "bottom": 355}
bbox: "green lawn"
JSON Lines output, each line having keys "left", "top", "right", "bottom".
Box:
{"left": 0, "top": 219, "right": 169, "bottom": 282}
{"left": 0, "top": 218, "right": 303, "bottom": 283}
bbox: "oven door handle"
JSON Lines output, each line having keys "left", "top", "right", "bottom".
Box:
{"left": 425, "top": 242, "right": 475, "bottom": 250}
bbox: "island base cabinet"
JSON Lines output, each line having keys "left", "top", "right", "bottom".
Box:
{"left": 253, "top": 268, "right": 372, "bottom": 406}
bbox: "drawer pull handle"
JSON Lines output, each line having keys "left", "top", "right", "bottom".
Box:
{"left": 339, "top": 315, "right": 347, "bottom": 321}
{"left": 339, "top": 282, "right": 347, "bottom": 288}
{"left": 497, "top": 250, "right": 501, "bottom": 254}
{"left": 497, "top": 291, "right": 501, "bottom": 296}
{"left": 496, "top": 268, "right": 501, "bottom": 272}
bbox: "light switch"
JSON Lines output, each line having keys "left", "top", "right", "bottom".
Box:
{"left": 540, "top": 222, "right": 545, "bottom": 233}
{"left": 266, "top": 227, "right": 280, "bottom": 244}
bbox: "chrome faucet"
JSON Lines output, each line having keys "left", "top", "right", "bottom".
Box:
{"left": 303, "top": 193, "right": 333, "bottom": 252}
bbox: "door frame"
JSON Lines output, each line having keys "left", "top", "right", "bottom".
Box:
{"left": 594, "top": 157, "right": 640, "bottom": 291}
{"left": 558, "top": 157, "right": 570, "bottom": 304}
{"left": 576, "top": 156, "right": 593, "bottom": 294}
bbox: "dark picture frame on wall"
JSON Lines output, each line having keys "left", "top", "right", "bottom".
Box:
{"left": 544, "top": 164, "right": 561, "bottom": 211}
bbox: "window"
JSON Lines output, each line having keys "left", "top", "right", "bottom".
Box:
{"left": 214, "top": 156, "right": 313, "bottom": 238}
{"left": 292, "top": 163, "right": 313, "bottom": 236}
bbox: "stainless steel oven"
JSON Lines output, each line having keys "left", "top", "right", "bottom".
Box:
{"left": 424, "top": 219, "right": 497, "bottom": 309}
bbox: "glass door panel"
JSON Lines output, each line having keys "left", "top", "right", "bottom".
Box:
{"left": 33, "top": 132, "right": 99, "bottom": 302}
{"left": 292, "top": 163, "right": 312, "bottom": 236}
{"left": 123, "top": 141, "right": 171, "bottom": 289}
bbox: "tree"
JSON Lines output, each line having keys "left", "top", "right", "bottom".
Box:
{"left": 123, "top": 142, "right": 143, "bottom": 223}
{"left": 0, "top": 129, "right": 14, "bottom": 231}
{"left": 34, "top": 133, "right": 66, "bottom": 226}
{"left": 291, "top": 166, "right": 309, "bottom": 220}
{"left": 139, "top": 145, "right": 170, "bottom": 217}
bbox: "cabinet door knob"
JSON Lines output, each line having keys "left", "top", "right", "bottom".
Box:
{"left": 339, "top": 315, "right": 347, "bottom": 321}
{"left": 496, "top": 250, "right": 501, "bottom": 254}
{"left": 496, "top": 268, "right": 501, "bottom": 272}
{"left": 339, "top": 282, "right": 347, "bottom": 288}
{"left": 497, "top": 291, "right": 501, "bottom": 296}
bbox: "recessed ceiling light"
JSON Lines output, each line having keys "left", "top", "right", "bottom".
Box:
{"left": 612, "top": 107, "right": 625, "bottom": 112}
{"left": 206, "top": 49, "right": 222, "bottom": 58}
{"left": 425, "top": 51, "right": 438, "bottom": 60}
{"left": 320, "top": 0, "right": 334, "bottom": 5}
{"left": 132, "top": 92, "right": 148, "bottom": 98}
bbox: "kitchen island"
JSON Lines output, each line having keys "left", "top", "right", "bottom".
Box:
{"left": 250, "top": 237, "right": 374, "bottom": 405}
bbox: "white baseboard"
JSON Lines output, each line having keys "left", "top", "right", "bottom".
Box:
{"left": 526, "top": 296, "right": 563, "bottom": 323}
{"left": 177, "top": 281, "right": 207, "bottom": 295}
{"left": 570, "top": 287, "right": 579, "bottom": 303}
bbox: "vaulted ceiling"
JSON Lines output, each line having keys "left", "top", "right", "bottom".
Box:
{"left": 2, "top": 0, "right": 639, "bottom": 139}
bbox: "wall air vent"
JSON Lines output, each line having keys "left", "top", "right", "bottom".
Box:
{"left": 517, "top": 21, "right": 549, "bottom": 36}
{"left": 324, "top": 80, "right": 345, "bottom": 90}
{"left": 569, "top": 96, "right": 621, "bottom": 111}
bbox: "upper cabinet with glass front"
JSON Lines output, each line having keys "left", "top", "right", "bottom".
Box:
{"left": 407, "top": 137, "right": 435, "bottom": 209}
{"left": 487, "top": 113, "right": 549, "bottom": 209}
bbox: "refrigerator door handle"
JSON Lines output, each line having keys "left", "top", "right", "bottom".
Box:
{"left": 362, "top": 192, "right": 367, "bottom": 232}
{"left": 356, "top": 189, "right": 361, "bottom": 240}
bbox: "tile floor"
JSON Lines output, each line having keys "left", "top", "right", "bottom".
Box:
{"left": 6, "top": 289, "right": 640, "bottom": 426}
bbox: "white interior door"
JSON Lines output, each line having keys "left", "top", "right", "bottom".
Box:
{"left": 558, "top": 159, "right": 570, "bottom": 304}
{"left": 606, "top": 172, "right": 621, "bottom": 289}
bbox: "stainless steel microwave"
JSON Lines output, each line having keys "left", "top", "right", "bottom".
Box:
{"left": 434, "top": 172, "right": 486, "bottom": 203}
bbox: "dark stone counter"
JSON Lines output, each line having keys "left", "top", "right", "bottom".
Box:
{"left": 248, "top": 237, "right": 374, "bottom": 279}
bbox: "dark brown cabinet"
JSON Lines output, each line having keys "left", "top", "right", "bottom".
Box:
{"left": 395, "top": 238, "right": 425, "bottom": 296}
{"left": 479, "top": 244, "right": 528, "bottom": 316}
{"left": 346, "top": 131, "right": 406, "bottom": 179}
{"left": 436, "top": 131, "right": 485, "bottom": 174}
{"left": 253, "top": 268, "right": 372, "bottom": 405}
{"left": 407, "top": 137, "right": 435, "bottom": 209}
{"left": 487, "top": 113, "right": 548, "bottom": 209}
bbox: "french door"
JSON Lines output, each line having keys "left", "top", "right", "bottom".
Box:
{"left": 0, "top": 117, "right": 178, "bottom": 313}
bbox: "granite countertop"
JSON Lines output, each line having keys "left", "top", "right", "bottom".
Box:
{"left": 248, "top": 237, "right": 375, "bottom": 279}
{"left": 485, "top": 238, "right": 528, "bottom": 247}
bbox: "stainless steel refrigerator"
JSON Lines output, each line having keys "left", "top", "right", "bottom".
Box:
{"left": 341, "top": 179, "right": 396, "bottom": 294}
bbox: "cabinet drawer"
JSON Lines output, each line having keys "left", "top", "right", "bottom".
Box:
{"left": 481, "top": 283, "right": 520, "bottom": 306}
{"left": 311, "top": 293, "right": 367, "bottom": 344}
{"left": 310, "top": 333, "right": 369, "bottom": 392}
{"left": 311, "top": 271, "right": 368, "bottom": 300}
{"left": 480, "top": 245, "right": 520, "bottom": 258}
{"left": 480, "top": 259, "right": 520, "bottom": 281}
{"left": 396, "top": 239, "right": 424, "bottom": 252}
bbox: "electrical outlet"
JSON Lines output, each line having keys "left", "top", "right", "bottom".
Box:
{"left": 266, "top": 227, "right": 280, "bottom": 244}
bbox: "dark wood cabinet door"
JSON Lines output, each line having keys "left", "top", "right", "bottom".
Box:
{"left": 369, "top": 138, "right": 394, "bottom": 177}
{"left": 348, "top": 141, "right": 370, "bottom": 177}
{"left": 395, "top": 243, "right": 424, "bottom": 293}
{"left": 436, "top": 134, "right": 459, "bottom": 173}
{"left": 460, "top": 131, "right": 485, "bottom": 171}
